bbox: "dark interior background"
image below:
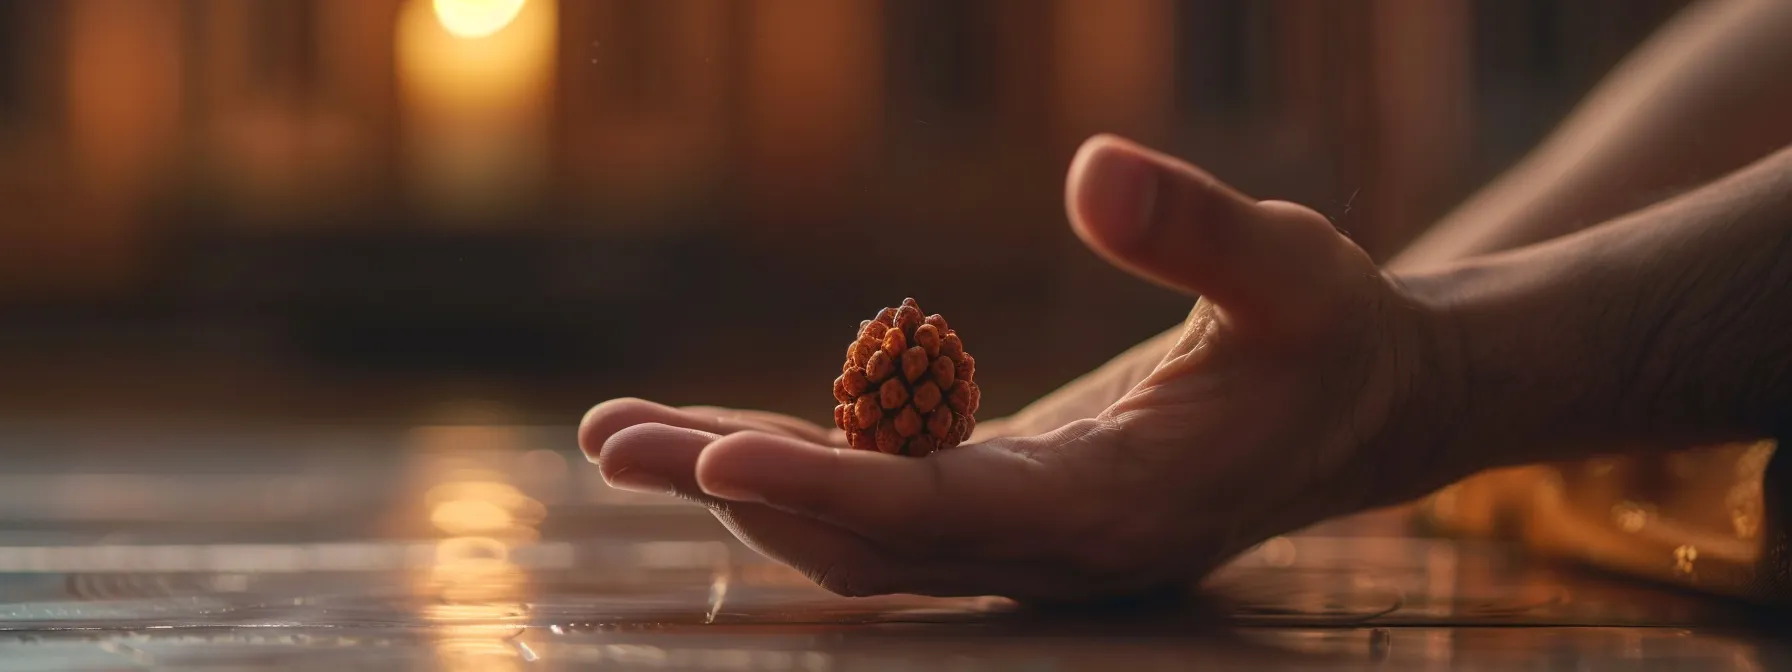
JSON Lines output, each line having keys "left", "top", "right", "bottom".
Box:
{"left": 0, "top": 0, "right": 1691, "bottom": 429}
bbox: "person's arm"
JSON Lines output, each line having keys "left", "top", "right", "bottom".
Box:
{"left": 1392, "top": 0, "right": 1792, "bottom": 271}
{"left": 583, "top": 135, "right": 1792, "bottom": 603}
{"left": 1011, "top": 0, "right": 1792, "bottom": 432}
{"left": 1413, "top": 142, "right": 1792, "bottom": 480}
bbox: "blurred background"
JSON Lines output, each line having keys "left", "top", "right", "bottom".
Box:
{"left": 0, "top": 0, "right": 1692, "bottom": 429}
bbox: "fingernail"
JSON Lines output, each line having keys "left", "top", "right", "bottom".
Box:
{"left": 698, "top": 479, "right": 767, "bottom": 505}
{"left": 1074, "top": 139, "right": 1160, "bottom": 246}
{"left": 605, "top": 468, "right": 673, "bottom": 495}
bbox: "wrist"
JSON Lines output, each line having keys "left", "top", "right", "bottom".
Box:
{"left": 1386, "top": 244, "right": 1704, "bottom": 481}
{"left": 1357, "top": 265, "right": 1485, "bottom": 503}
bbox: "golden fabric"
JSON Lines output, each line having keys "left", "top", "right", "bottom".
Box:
{"left": 1418, "top": 439, "right": 1792, "bottom": 605}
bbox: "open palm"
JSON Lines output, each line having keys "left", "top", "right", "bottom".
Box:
{"left": 581, "top": 135, "right": 1453, "bottom": 602}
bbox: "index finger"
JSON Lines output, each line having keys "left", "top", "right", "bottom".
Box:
{"left": 580, "top": 398, "right": 837, "bottom": 460}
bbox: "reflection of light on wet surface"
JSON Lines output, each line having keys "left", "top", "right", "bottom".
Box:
{"left": 416, "top": 426, "right": 539, "bottom": 669}
{"left": 0, "top": 426, "right": 1780, "bottom": 667}
{"left": 705, "top": 572, "right": 730, "bottom": 625}
{"left": 1423, "top": 542, "right": 1457, "bottom": 617}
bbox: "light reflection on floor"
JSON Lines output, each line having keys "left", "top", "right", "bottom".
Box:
{"left": 0, "top": 424, "right": 1781, "bottom": 669}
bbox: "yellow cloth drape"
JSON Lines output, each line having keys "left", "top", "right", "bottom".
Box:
{"left": 1419, "top": 439, "right": 1791, "bottom": 604}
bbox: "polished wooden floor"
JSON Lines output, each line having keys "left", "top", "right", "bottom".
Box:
{"left": 0, "top": 425, "right": 1783, "bottom": 670}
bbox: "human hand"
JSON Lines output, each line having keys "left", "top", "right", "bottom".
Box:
{"left": 975, "top": 325, "right": 1184, "bottom": 440}
{"left": 582, "top": 135, "right": 1460, "bottom": 603}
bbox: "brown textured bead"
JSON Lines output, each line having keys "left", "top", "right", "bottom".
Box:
{"left": 907, "top": 435, "right": 936, "bottom": 457}
{"left": 881, "top": 328, "right": 907, "bottom": 359}
{"left": 901, "top": 346, "right": 929, "bottom": 382}
{"left": 853, "top": 395, "right": 882, "bottom": 429}
{"left": 865, "top": 351, "right": 894, "bottom": 382}
{"left": 943, "top": 417, "right": 964, "bottom": 447}
{"left": 941, "top": 333, "right": 964, "bottom": 361}
{"left": 878, "top": 377, "right": 909, "bottom": 409}
{"left": 927, "top": 407, "right": 954, "bottom": 439}
{"left": 930, "top": 355, "right": 955, "bottom": 389}
{"left": 895, "top": 305, "right": 923, "bottom": 335}
{"left": 842, "top": 368, "right": 869, "bottom": 396}
{"left": 874, "top": 420, "right": 903, "bottom": 454}
{"left": 947, "top": 380, "right": 973, "bottom": 414}
{"left": 895, "top": 406, "right": 923, "bottom": 438}
{"left": 848, "top": 340, "right": 873, "bottom": 367}
{"left": 838, "top": 299, "right": 979, "bottom": 455}
{"left": 912, "top": 381, "right": 941, "bottom": 413}
{"left": 913, "top": 324, "right": 942, "bottom": 358}
{"left": 860, "top": 320, "right": 888, "bottom": 341}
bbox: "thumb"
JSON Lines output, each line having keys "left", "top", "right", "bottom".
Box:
{"left": 1065, "top": 134, "right": 1367, "bottom": 332}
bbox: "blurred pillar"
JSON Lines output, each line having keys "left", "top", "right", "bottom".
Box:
{"left": 1276, "top": 0, "right": 1377, "bottom": 232}
{"left": 314, "top": 0, "right": 404, "bottom": 193}
{"left": 1275, "top": 0, "right": 1472, "bottom": 261}
{"left": 396, "top": 0, "right": 557, "bottom": 225}
{"left": 12, "top": 0, "right": 186, "bottom": 299}
{"left": 555, "top": 0, "right": 730, "bottom": 225}
{"left": 737, "top": 0, "right": 882, "bottom": 232}
{"left": 66, "top": 0, "right": 185, "bottom": 200}
{"left": 317, "top": 1, "right": 403, "bottom": 126}
{"left": 193, "top": 0, "right": 401, "bottom": 217}
{"left": 1364, "top": 0, "right": 1473, "bottom": 258}
{"left": 1049, "top": 0, "right": 1179, "bottom": 363}
{"left": 1050, "top": 0, "right": 1176, "bottom": 147}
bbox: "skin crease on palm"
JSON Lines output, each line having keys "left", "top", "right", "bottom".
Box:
{"left": 582, "top": 135, "right": 1460, "bottom": 603}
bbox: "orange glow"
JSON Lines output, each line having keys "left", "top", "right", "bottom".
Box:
{"left": 433, "top": 0, "right": 527, "bottom": 39}
{"left": 397, "top": 0, "right": 556, "bottom": 219}
{"left": 66, "top": 0, "right": 183, "bottom": 194}
{"left": 1053, "top": 0, "right": 1176, "bottom": 138}
{"left": 740, "top": 0, "right": 883, "bottom": 221}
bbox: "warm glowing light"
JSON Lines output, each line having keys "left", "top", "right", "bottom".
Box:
{"left": 418, "top": 462, "right": 538, "bottom": 671}
{"left": 431, "top": 499, "right": 516, "bottom": 535}
{"left": 433, "top": 0, "right": 526, "bottom": 38}
{"left": 398, "top": 0, "right": 556, "bottom": 219}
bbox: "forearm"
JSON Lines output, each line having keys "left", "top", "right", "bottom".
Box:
{"left": 1391, "top": 0, "right": 1792, "bottom": 271}
{"left": 1419, "top": 144, "right": 1792, "bottom": 480}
